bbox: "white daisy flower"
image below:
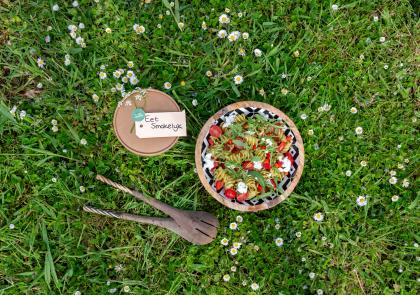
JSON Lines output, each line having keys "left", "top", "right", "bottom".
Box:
{"left": 242, "top": 32, "right": 249, "bottom": 40}
{"left": 75, "top": 36, "right": 84, "bottom": 45}
{"left": 130, "top": 76, "right": 139, "bottom": 85}
{"left": 379, "top": 36, "right": 386, "bottom": 43}
{"left": 223, "top": 274, "right": 230, "bottom": 282}
{"left": 10, "top": 105, "right": 17, "bottom": 114}
{"left": 74, "top": 291, "right": 81, "bottom": 295}
{"left": 355, "top": 126, "right": 363, "bottom": 135}
{"left": 201, "top": 21, "right": 207, "bottom": 30}
{"left": 356, "top": 195, "right": 368, "bottom": 206}
{"left": 99, "top": 72, "right": 107, "bottom": 79}
{"left": 52, "top": 125, "right": 59, "bottom": 132}
{"left": 163, "top": 82, "right": 172, "bottom": 89}
{"left": 275, "top": 237, "right": 284, "bottom": 247}
{"left": 219, "top": 14, "right": 230, "bottom": 24}
{"left": 113, "top": 70, "right": 122, "bottom": 79}
{"left": 231, "top": 266, "right": 237, "bottom": 272}
{"left": 45, "top": 35, "right": 51, "bottom": 43}
{"left": 402, "top": 179, "right": 409, "bottom": 187}
{"left": 389, "top": 170, "right": 396, "bottom": 176}
{"left": 79, "top": 186, "right": 85, "bottom": 193}
{"left": 217, "top": 29, "right": 227, "bottom": 38}
{"left": 360, "top": 160, "right": 367, "bottom": 167}
{"left": 126, "top": 70, "right": 135, "bottom": 78}
{"left": 52, "top": 4, "right": 59, "bottom": 11}
{"left": 236, "top": 215, "right": 243, "bottom": 223}
{"left": 308, "top": 129, "right": 314, "bottom": 136}
{"left": 331, "top": 4, "right": 338, "bottom": 11}
{"left": 322, "top": 103, "right": 331, "bottom": 112}
{"left": 391, "top": 195, "right": 399, "bottom": 202}
{"left": 79, "top": 23, "right": 85, "bottom": 29}
{"left": 296, "top": 232, "right": 302, "bottom": 238}
{"left": 19, "top": 110, "right": 26, "bottom": 119}
{"left": 51, "top": 177, "right": 57, "bottom": 183}
{"left": 313, "top": 212, "right": 324, "bottom": 222}
{"left": 68, "top": 24, "right": 77, "bottom": 32}
{"left": 133, "top": 24, "right": 146, "bottom": 34}
{"left": 221, "top": 238, "right": 229, "bottom": 246}
{"left": 350, "top": 107, "right": 358, "bottom": 114}
{"left": 345, "top": 170, "right": 352, "bottom": 177}
{"left": 227, "top": 31, "right": 240, "bottom": 42}
{"left": 80, "top": 138, "right": 87, "bottom": 145}
{"left": 229, "top": 222, "right": 238, "bottom": 230}
{"left": 72, "top": 1, "right": 79, "bottom": 7}
{"left": 229, "top": 247, "right": 238, "bottom": 255}
{"left": 317, "top": 289, "right": 324, "bottom": 295}
{"left": 309, "top": 272, "right": 316, "bottom": 279}
{"left": 127, "top": 61, "right": 134, "bottom": 68}
{"left": 250, "top": 283, "right": 259, "bottom": 291}
{"left": 92, "top": 94, "right": 99, "bottom": 102}
{"left": 105, "top": 27, "right": 112, "bottom": 34}
{"left": 177, "top": 22, "right": 184, "bottom": 29}
{"left": 238, "top": 48, "right": 246, "bottom": 56}
{"left": 205, "top": 70, "right": 213, "bottom": 77}
{"left": 389, "top": 176, "right": 397, "bottom": 185}
{"left": 122, "top": 76, "right": 128, "bottom": 83}
{"left": 233, "top": 75, "right": 243, "bottom": 85}
{"left": 225, "top": 8, "right": 230, "bottom": 13}
{"left": 37, "top": 82, "right": 43, "bottom": 89}
{"left": 373, "top": 15, "right": 379, "bottom": 22}
{"left": 123, "top": 286, "right": 130, "bottom": 293}
{"left": 64, "top": 55, "right": 71, "bottom": 66}
{"left": 9, "top": 223, "right": 15, "bottom": 229}
{"left": 254, "top": 48, "right": 262, "bottom": 57}
{"left": 192, "top": 99, "right": 198, "bottom": 107}
{"left": 37, "top": 57, "right": 45, "bottom": 68}
{"left": 233, "top": 242, "right": 242, "bottom": 249}
{"left": 384, "top": 64, "right": 389, "bottom": 70}
{"left": 115, "top": 84, "right": 124, "bottom": 91}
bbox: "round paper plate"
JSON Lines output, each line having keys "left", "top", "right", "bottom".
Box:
{"left": 113, "top": 88, "right": 180, "bottom": 156}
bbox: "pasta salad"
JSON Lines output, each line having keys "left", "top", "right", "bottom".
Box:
{"left": 204, "top": 113, "right": 294, "bottom": 202}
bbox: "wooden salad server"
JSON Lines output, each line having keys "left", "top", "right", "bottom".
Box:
{"left": 83, "top": 175, "right": 219, "bottom": 245}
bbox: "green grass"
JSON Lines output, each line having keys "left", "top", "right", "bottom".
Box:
{"left": 0, "top": 0, "right": 419, "bottom": 294}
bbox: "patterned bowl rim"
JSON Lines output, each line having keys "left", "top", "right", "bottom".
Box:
{"left": 195, "top": 101, "right": 305, "bottom": 212}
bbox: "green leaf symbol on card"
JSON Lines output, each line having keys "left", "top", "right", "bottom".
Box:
{"left": 131, "top": 108, "right": 145, "bottom": 122}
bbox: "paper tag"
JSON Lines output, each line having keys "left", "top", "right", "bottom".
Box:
{"left": 135, "top": 111, "right": 187, "bottom": 138}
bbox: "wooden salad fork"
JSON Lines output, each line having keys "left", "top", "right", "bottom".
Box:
{"left": 83, "top": 175, "right": 219, "bottom": 245}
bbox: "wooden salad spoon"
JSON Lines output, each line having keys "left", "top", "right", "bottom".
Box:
{"left": 83, "top": 175, "right": 219, "bottom": 245}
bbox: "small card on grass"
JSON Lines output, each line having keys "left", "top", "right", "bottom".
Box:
{"left": 135, "top": 111, "right": 187, "bottom": 139}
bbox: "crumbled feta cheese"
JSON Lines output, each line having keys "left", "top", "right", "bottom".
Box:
{"left": 204, "top": 153, "right": 214, "bottom": 170}
{"left": 265, "top": 138, "right": 273, "bottom": 146}
{"left": 278, "top": 156, "right": 291, "bottom": 172}
{"left": 223, "top": 113, "right": 237, "bottom": 128}
{"left": 237, "top": 182, "right": 248, "bottom": 193}
{"left": 253, "top": 161, "right": 262, "bottom": 170}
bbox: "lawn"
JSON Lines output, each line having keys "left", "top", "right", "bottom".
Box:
{"left": 0, "top": 0, "right": 418, "bottom": 294}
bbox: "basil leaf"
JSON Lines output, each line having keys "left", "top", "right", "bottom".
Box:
{"left": 248, "top": 171, "right": 266, "bottom": 190}
{"left": 233, "top": 139, "right": 245, "bottom": 147}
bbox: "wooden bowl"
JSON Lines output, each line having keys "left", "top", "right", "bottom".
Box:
{"left": 195, "top": 101, "right": 304, "bottom": 212}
